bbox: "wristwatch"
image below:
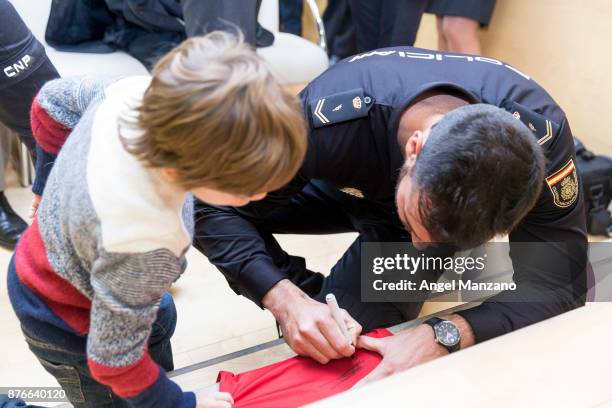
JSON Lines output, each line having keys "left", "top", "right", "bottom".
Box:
{"left": 423, "top": 317, "right": 461, "bottom": 353}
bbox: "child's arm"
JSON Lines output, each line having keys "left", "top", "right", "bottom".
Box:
{"left": 87, "top": 249, "right": 196, "bottom": 408}
{"left": 30, "top": 76, "right": 118, "bottom": 195}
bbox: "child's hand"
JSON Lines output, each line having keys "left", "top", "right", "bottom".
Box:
{"left": 29, "top": 194, "right": 41, "bottom": 219}
{"left": 195, "top": 391, "right": 234, "bottom": 408}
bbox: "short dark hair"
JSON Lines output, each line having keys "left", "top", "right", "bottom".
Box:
{"left": 408, "top": 104, "right": 545, "bottom": 248}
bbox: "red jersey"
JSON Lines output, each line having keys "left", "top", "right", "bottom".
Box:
{"left": 217, "top": 329, "right": 392, "bottom": 407}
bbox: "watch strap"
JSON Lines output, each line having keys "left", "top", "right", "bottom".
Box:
{"left": 423, "top": 317, "right": 443, "bottom": 329}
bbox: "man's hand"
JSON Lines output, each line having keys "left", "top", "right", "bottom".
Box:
{"left": 354, "top": 324, "right": 446, "bottom": 387}
{"left": 355, "top": 314, "right": 475, "bottom": 387}
{"left": 263, "top": 279, "right": 362, "bottom": 364}
{"left": 195, "top": 391, "right": 233, "bottom": 408}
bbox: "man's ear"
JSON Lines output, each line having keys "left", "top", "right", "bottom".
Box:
{"left": 404, "top": 130, "right": 425, "bottom": 166}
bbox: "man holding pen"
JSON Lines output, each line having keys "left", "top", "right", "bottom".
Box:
{"left": 194, "top": 45, "right": 587, "bottom": 382}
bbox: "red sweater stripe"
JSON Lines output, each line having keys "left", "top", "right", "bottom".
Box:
{"left": 15, "top": 220, "right": 91, "bottom": 335}
{"left": 88, "top": 352, "right": 160, "bottom": 398}
{"left": 30, "top": 97, "right": 71, "bottom": 155}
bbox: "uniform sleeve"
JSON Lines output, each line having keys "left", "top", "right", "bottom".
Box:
{"left": 0, "top": 0, "right": 60, "bottom": 152}
{"left": 87, "top": 249, "right": 195, "bottom": 408}
{"left": 30, "top": 76, "right": 118, "bottom": 195}
{"left": 193, "top": 173, "right": 310, "bottom": 305}
{"left": 456, "top": 118, "right": 588, "bottom": 343}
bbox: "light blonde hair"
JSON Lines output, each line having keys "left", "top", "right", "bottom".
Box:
{"left": 122, "top": 31, "right": 307, "bottom": 195}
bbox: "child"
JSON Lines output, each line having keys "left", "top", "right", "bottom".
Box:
{"left": 8, "top": 32, "right": 306, "bottom": 408}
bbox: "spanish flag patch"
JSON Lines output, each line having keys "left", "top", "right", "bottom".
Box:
{"left": 545, "top": 159, "right": 579, "bottom": 208}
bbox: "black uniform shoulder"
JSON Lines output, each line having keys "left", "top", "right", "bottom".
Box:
{"left": 306, "top": 88, "right": 376, "bottom": 128}
{"left": 506, "top": 101, "right": 560, "bottom": 148}
{"left": 513, "top": 105, "right": 580, "bottom": 214}
{"left": 496, "top": 97, "right": 579, "bottom": 213}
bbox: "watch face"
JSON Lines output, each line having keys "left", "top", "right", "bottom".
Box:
{"left": 434, "top": 321, "right": 460, "bottom": 347}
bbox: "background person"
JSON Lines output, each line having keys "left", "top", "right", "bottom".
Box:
{"left": 323, "top": 0, "right": 358, "bottom": 63}
{"left": 0, "top": 0, "right": 60, "bottom": 247}
{"left": 347, "top": 0, "right": 429, "bottom": 52}
{"left": 280, "top": 0, "right": 304, "bottom": 36}
{"left": 426, "top": 0, "right": 497, "bottom": 54}
{"left": 0, "top": 132, "right": 28, "bottom": 250}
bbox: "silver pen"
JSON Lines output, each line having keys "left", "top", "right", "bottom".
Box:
{"left": 325, "top": 293, "right": 353, "bottom": 346}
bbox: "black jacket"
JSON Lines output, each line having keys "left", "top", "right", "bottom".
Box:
{"left": 45, "top": 0, "right": 184, "bottom": 68}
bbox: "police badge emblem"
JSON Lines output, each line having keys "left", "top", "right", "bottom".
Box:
{"left": 545, "top": 159, "right": 579, "bottom": 208}
{"left": 352, "top": 96, "right": 362, "bottom": 110}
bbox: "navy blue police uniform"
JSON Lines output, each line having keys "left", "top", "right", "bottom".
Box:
{"left": 193, "top": 46, "right": 588, "bottom": 341}
{"left": 0, "top": 0, "right": 59, "bottom": 154}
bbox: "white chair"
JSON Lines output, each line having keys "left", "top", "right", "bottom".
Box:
{"left": 257, "top": 0, "right": 329, "bottom": 85}
{"left": 9, "top": 0, "right": 329, "bottom": 84}
{"left": 9, "top": 0, "right": 149, "bottom": 77}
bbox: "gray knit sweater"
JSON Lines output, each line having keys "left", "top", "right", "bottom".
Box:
{"left": 15, "top": 76, "right": 196, "bottom": 407}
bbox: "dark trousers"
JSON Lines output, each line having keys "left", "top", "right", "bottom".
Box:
{"left": 323, "top": 0, "right": 358, "bottom": 60}
{"left": 23, "top": 293, "right": 177, "bottom": 408}
{"left": 348, "top": 0, "right": 429, "bottom": 52}
{"left": 279, "top": 0, "right": 303, "bottom": 36}
{"left": 0, "top": 0, "right": 59, "bottom": 153}
{"left": 182, "top": 0, "right": 260, "bottom": 45}
{"left": 255, "top": 180, "right": 438, "bottom": 331}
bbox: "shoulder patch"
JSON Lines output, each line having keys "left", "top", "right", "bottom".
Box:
{"left": 509, "top": 102, "right": 559, "bottom": 146}
{"left": 310, "top": 88, "right": 374, "bottom": 128}
{"left": 545, "top": 158, "right": 579, "bottom": 208}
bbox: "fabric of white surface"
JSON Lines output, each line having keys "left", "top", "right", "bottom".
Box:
{"left": 257, "top": 32, "right": 329, "bottom": 85}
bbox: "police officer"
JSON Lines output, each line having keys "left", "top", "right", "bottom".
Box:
{"left": 0, "top": 2, "right": 59, "bottom": 403}
{"left": 194, "top": 46, "right": 587, "bottom": 376}
{"left": 0, "top": 0, "right": 59, "bottom": 248}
